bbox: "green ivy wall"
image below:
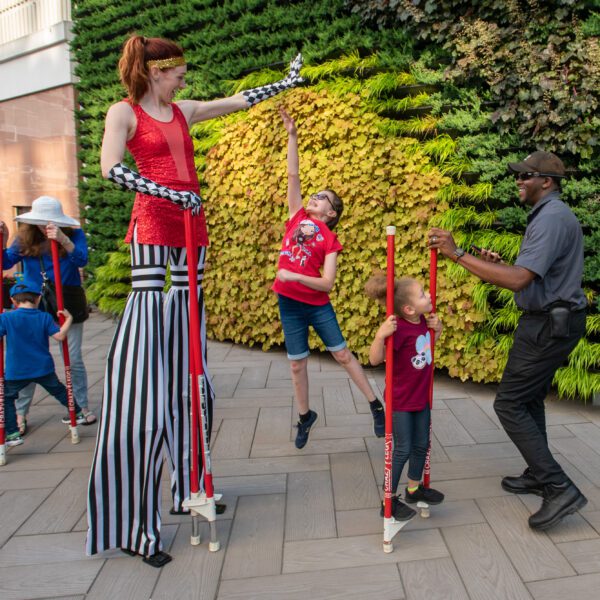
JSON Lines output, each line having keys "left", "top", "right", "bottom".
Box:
{"left": 74, "top": 0, "right": 599, "bottom": 400}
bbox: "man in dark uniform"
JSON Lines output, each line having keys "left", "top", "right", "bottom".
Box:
{"left": 428, "top": 151, "right": 588, "bottom": 530}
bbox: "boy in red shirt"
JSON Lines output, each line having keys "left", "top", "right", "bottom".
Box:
{"left": 273, "top": 108, "right": 384, "bottom": 449}
{"left": 366, "top": 275, "right": 444, "bottom": 520}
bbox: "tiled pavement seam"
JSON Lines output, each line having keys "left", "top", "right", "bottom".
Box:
{"left": 0, "top": 313, "right": 599, "bottom": 599}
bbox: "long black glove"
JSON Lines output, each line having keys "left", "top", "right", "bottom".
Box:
{"left": 108, "top": 162, "right": 202, "bottom": 215}
{"left": 242, "top": 53, "right": 304, "bottom": 106}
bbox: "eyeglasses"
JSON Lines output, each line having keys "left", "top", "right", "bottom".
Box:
{"left": 310, "top": 192, "right": 335, "bottom": 210}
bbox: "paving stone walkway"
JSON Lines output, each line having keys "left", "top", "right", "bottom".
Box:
{"left": 1, "top": 312, "right": 600, "bottom": 600}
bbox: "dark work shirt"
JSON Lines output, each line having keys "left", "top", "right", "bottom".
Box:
{"left": 514, "top": 191, "right": 587, "bottom": 311}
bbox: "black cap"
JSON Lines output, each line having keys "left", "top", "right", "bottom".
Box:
{"left": 507, "top": 151, "right": 566, "bottom": 178}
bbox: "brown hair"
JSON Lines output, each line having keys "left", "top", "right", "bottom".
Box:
{"left": 365, "top": 273, "right": 419, "bottom": 317}
{"left": 324, "top": 189, "right": 343, "bottom": 229}
{"left": 12, "top": 292, "right": 40, "bottom": 305}
{"left": 17, "top": 224, "right": 74, "bottom": 258}
{"left": 118, "top": 34, "right": 185, "bottom": 104}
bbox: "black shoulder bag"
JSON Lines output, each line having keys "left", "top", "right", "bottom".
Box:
{"left": 38, "top": 257, "right": 89, "bottom": 323}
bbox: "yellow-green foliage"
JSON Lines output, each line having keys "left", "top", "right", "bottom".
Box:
{"left": 200, "top": 87, "right": 499, "bottom": 381}
{"left": 84, "top": 47, "right": 598, "bottom": 399}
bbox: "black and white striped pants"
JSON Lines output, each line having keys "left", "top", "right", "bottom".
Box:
{"left": 86, "top": 234, "right": 214, "bottom": 556}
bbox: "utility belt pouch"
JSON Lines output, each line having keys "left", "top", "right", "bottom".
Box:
{"left": 549, "top": 306, "right": 570, "bottom": 339}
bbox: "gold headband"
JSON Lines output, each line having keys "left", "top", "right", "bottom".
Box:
{"left": 146, "top": 56, "right": 186, "bottom": 70}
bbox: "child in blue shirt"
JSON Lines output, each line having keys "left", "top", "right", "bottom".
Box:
{"left": 0, "top": 282, "right": 83, "bottom": 446}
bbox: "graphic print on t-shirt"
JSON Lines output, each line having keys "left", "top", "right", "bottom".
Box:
{"left": 285, "top": 219, "right": 324, "bottom": 268}
{"left": 411, "top": 331, "right": 432, "bottom": 370}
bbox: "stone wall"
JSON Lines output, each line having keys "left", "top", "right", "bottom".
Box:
{"left": 0, "top": 84, "right": 79, "bottom": 249}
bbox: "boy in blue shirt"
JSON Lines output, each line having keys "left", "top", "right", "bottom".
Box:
{"left": 0, "top": 282, "right": 84, "bottom": 446}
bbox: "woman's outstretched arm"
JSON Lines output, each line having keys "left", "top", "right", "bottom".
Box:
{"left": 179, "top": 54, "right": 304, "bottom": 125}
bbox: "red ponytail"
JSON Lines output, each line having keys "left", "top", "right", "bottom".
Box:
{"left": 118, "top": 34, "right": 185, "bottom": 104}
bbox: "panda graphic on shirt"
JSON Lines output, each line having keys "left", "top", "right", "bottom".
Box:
{"left": 411, "top": 330, "right": 432, "bottom": 370}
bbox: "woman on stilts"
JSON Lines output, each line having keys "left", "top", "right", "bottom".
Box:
{"left": 87, "top": 34, "right": 303, "bottom": 566}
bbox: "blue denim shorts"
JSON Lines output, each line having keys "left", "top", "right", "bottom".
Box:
{"left": 277, "top": 295, "right": 346, "bottom": 360}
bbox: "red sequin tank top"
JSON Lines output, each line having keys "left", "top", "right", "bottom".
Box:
{"left": 123, "top": 101, "right": 208, "bottom": 247}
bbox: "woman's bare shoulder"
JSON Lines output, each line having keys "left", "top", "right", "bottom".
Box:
{"left": 106, "top": 101, "right": 135, "bottom": 123}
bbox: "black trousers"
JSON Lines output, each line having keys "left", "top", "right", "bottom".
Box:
{"left": 494, "top": 310, "right": 586, "bottom": 486}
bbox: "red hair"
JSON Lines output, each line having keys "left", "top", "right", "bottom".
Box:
{"left": 118, "top": 34, "right": 185, "bottom": 104}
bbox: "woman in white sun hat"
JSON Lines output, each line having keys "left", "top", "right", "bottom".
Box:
{"left": 1, "top": 196, "right": 95, "bottom": 432}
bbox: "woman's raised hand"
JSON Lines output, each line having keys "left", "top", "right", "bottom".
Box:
{"left": 45, "top": 222, "right": 70, "bottom": 247}
{"left": 0, "top": 220, "right": 8, "bottom": 248}
{"left": 278, "top": 107, "right": 297, "bottom": 136}
{"left": 284, "top": 53, "right": 304, "bottom": 88}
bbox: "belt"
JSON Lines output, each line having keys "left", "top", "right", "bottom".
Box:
{"left": 521, "top": 307, "right": 586, "bottom": 316}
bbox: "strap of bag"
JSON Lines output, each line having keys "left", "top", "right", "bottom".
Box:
{"left": 38, "top": 256, "right": 50, "bottom": 286}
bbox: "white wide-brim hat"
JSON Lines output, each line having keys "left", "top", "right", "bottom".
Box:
{"left": 14, "top": 196, "right": 80, "bottom": 228}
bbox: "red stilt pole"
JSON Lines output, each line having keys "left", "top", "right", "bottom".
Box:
{"left": 0, "top": 231, "right": 6, "bottom": 465}
{"left": 182, "top": 209, "right": 221, "bottom": 551}
{"left": 423, "top": 249, "right": 438, "bottom": 489}
{"left": 383, "top": 227, "right": 395, "bottom": 521}
{"left": 382, "top": 226, "right": 411, "bottom": 552}
{"left": 50, "top": 240, "right": 79, "bottom": 445}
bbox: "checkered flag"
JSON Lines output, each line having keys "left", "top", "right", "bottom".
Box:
{"left": 108, "top": 162, "right": 202, "bottom": 215}
{"left": 242, "top": 53, "right": 304, "bottom": 106}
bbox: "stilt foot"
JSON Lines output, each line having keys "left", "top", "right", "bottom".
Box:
{"left": 417, "top": 501, "right": 430, "bottom": 518}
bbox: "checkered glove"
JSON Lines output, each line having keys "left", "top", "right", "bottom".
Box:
{"left": 108, "top": 162, "right": 202, "bottom": 215}
{"left": 242, "top": 53, "right": 304, "bottom": 106}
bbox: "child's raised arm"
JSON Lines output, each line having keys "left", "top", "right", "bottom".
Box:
{"left": 369, "top": 315, "right": 397, "bottom": 366}
{"left": 52, "top": 309, "right": 73, "bottom": 342}
{"left": 278, "top": 107, "right": 303, "bottom": 218}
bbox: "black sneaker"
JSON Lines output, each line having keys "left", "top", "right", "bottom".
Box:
{"left": 370, "top": 403, "right": 385, "bottom": 438}
{"left": 61, "top": 413, "right": 87, "bottom": 425}
{"left": 501, "top": 467, "right": 544, "bottom": 497}
{"left": 405, "top": 484, "right": 444, "bottom": 505}
{"left": 379, "top": 495, "right": 416, "bottom": 521}
{"left": 295, "top": 410, "right": 318, "bottom": 449}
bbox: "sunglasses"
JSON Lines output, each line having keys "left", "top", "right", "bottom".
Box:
{"left": 514, "top": 172, "right": 561, "bottom": 181}
{"left": 310, "top": 192, "right": 335, "bottom": 211}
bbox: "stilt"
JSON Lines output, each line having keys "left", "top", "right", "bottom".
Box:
{"left": 50, "top": 239, "right": 79, "bottom": 444}
{"left": 0, "top": 230, "right": 6, "bottom": 465}
{"left": 181, "top": 210, "right": 221, "bottom": 551}
{"left": 382, "top": 226, "right": 411, "bottom": 551}
{"left": 421, "top": 249, "right": 438, "bottom": 516}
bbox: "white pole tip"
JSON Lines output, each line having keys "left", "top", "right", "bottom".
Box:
{"left": 383, "top": 542, "right": 394, "bottom": 553}
{"left": 70, "top": 427, "right": 80, "bottom": 444}
{"left": 190, "top": 535, "right": 201, "bottom": 546}
{"left": 209, "top": 541, "right": 221, "bottom": 552}
{"left": 386, "top": 226, "right": 396, "bottom": 235}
